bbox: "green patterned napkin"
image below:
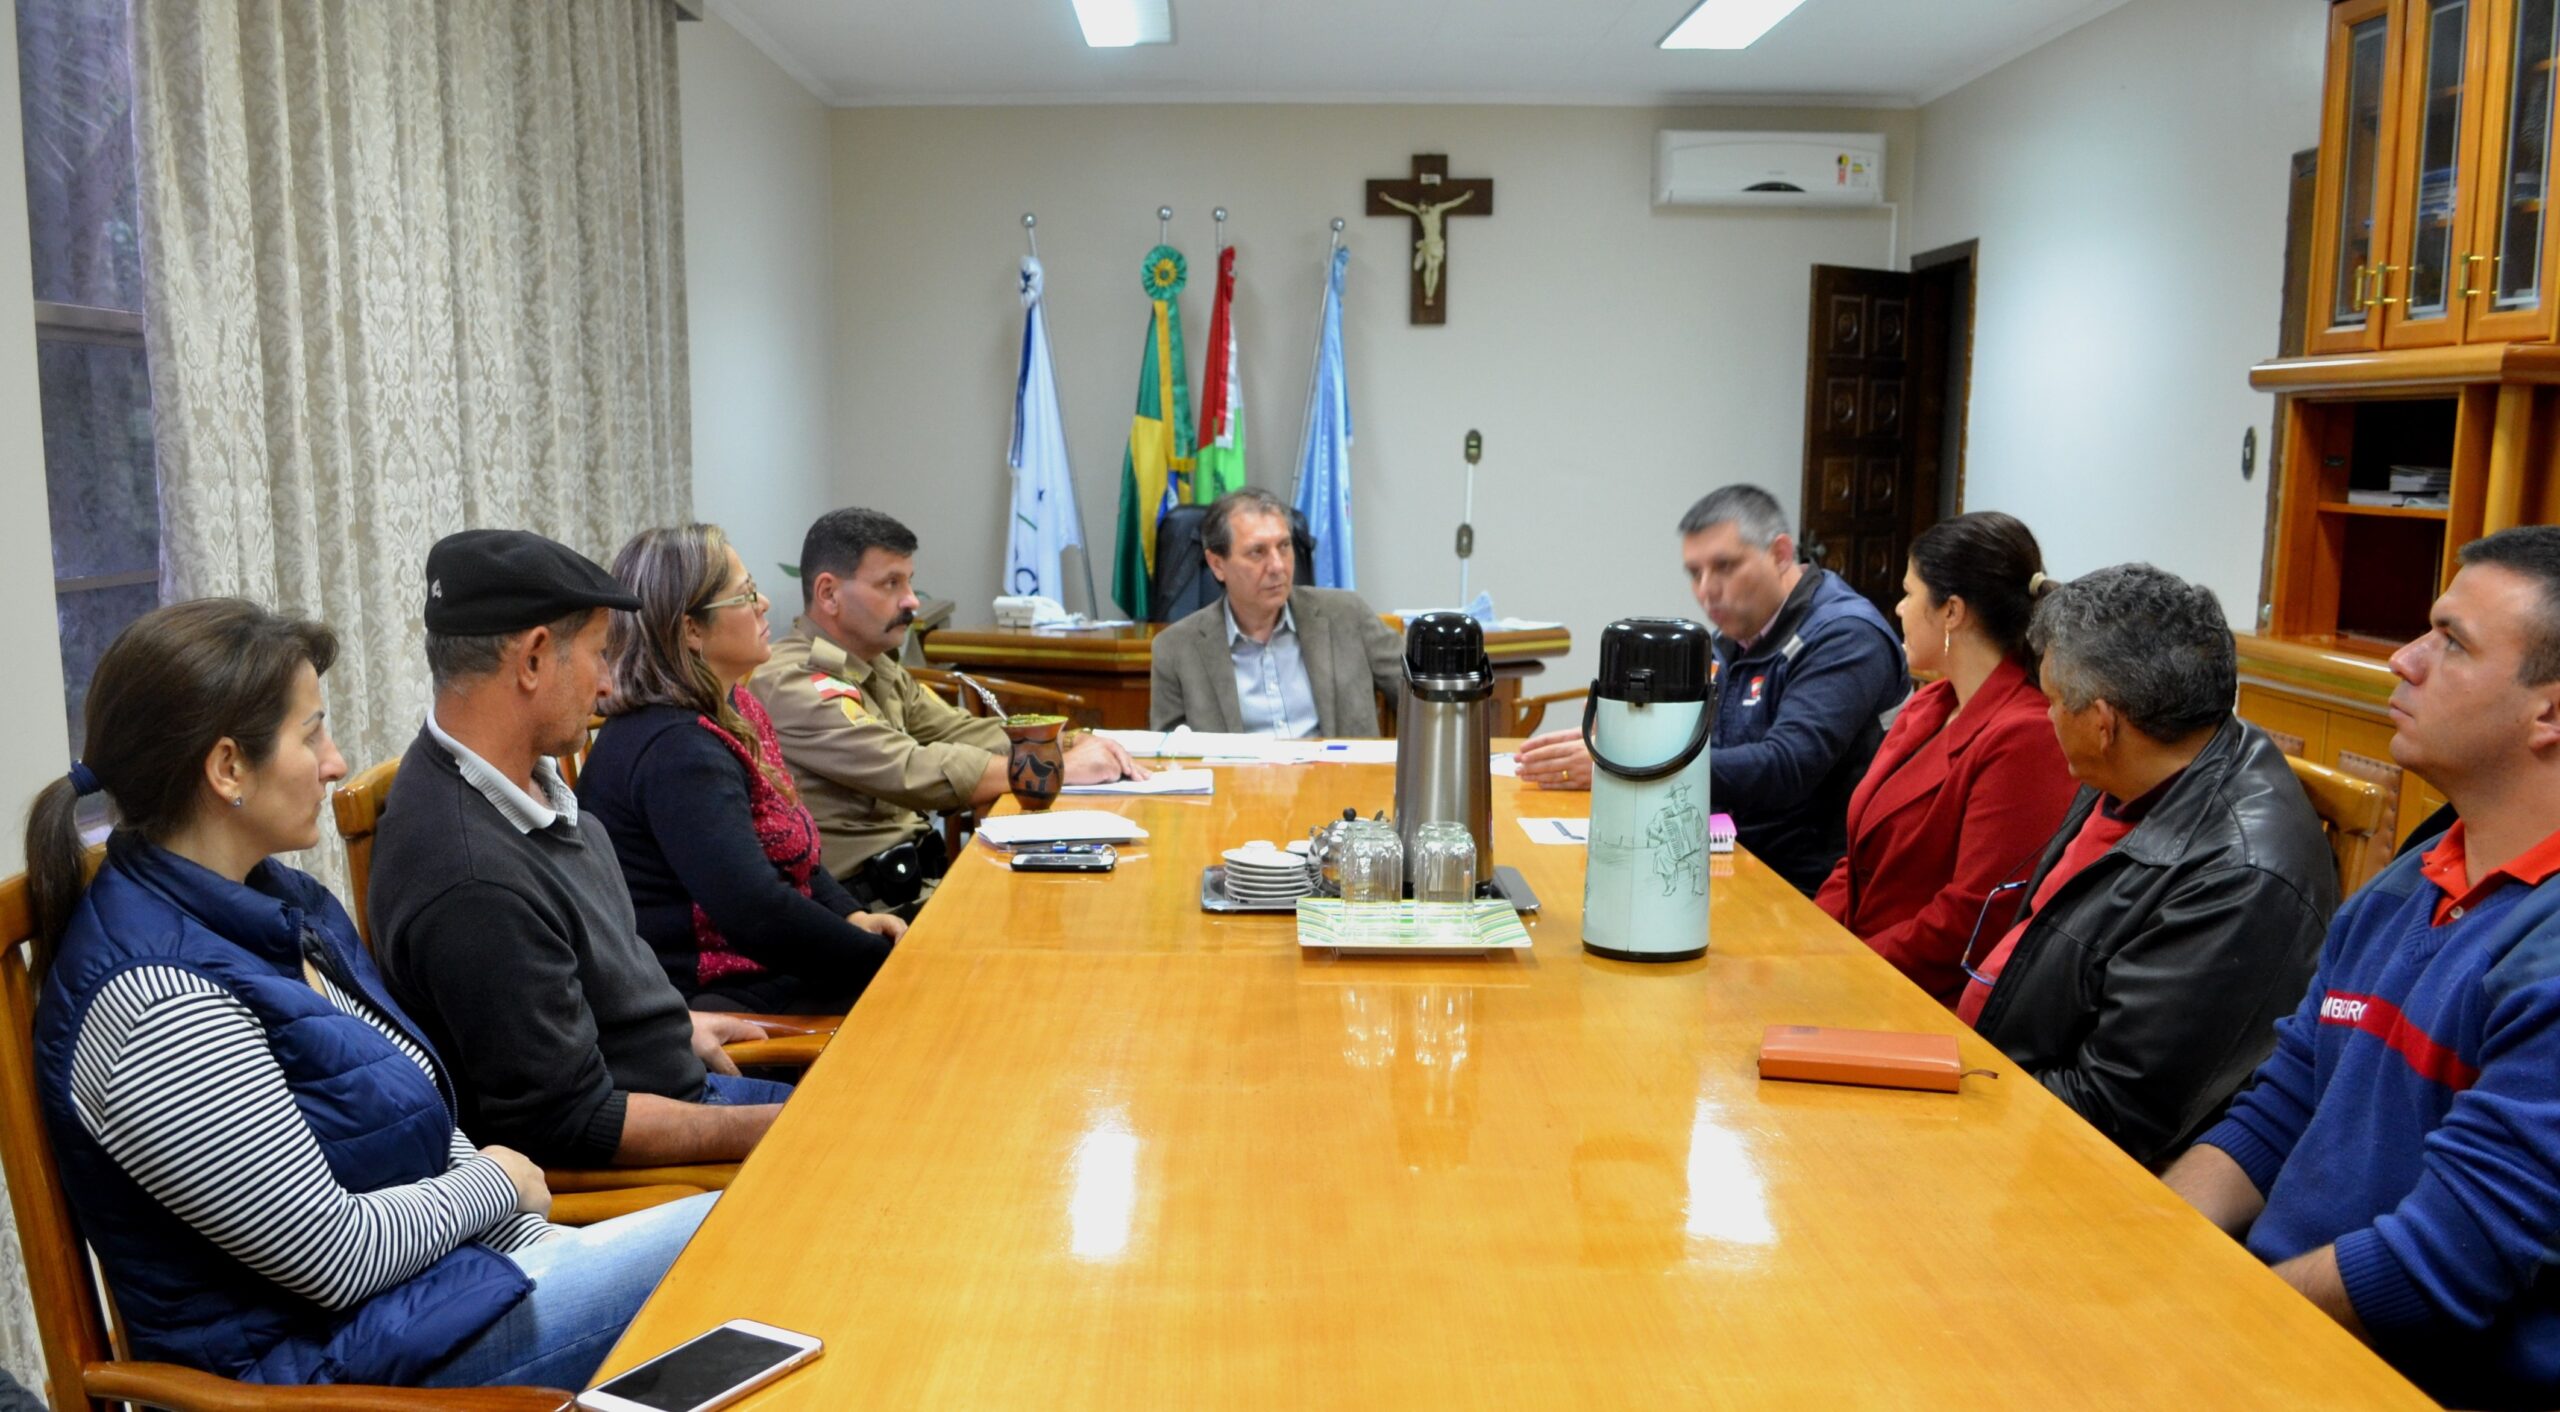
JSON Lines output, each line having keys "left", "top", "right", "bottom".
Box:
{"left": 1294, "top": 898, "right": 1531, "bottom": 951}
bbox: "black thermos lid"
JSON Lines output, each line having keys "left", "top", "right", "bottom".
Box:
{"left": 1403, "top": 611, "right": 1490, "bottom": 680}
{"left": 1596, "top": 617, "right": 1711, "bottom": 705}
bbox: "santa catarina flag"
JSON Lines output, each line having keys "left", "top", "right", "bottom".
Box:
{"left": 1194, "top": 244, "right": 1245, "bottom": 504}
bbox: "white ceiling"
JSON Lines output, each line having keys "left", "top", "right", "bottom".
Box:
{"left": 707, "top": 0, "right": 2135, "bottom": 109}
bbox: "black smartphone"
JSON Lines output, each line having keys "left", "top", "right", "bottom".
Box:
{"left": 1011, "top": 847, "right": 1117, "bottom": 873}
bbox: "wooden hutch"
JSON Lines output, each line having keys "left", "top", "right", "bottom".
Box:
{"left": 2243, "top": 0, "right": 2560, "bottom": 843}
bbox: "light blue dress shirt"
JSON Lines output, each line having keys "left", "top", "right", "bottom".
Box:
{"left": 1226, "top": 599, "right": 1321, "bottom": 739}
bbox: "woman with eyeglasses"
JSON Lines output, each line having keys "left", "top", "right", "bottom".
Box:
{"left": 581, "top": 524, "right": 906, "bottom": 1015}
{"left": 1813, "top": 512, "right": 2079, "bottom": 1006}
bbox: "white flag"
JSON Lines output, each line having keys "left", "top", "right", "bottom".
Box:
{"left": 1008, "top": 256, "right": 1086, "bottom": 601}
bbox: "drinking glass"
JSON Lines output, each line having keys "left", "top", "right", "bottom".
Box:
{"left": 1338, "top": 821, "right": 1405, "bottom": 907}
{"left": 1411, "top": 822, "right": 1478, "bottom": 908}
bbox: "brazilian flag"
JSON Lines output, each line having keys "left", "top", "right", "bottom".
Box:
{"left": 1110, "top": 245, "right": 1194, "bottom": 619}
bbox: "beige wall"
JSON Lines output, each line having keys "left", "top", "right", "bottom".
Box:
{"left": 679, "top": 8, "right": 838, "bottom": 589}
{"left": 823, "top": 103, "right": 1915, "bottom": 685}
{"left": 1911, "top": 0, "right": 2325, "bottom": 619}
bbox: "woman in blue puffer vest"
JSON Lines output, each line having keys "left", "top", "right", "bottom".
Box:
{"left": 23, "top": 598, "right": 712, "bottom": 1390}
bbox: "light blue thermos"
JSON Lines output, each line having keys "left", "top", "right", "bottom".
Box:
{"left": 1581, "top": 617, "right": 1718, "bottom": 962}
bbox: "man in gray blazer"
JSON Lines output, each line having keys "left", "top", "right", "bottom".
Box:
{"left": 1151, "top": 488, "right": 1403, "bottom": 737}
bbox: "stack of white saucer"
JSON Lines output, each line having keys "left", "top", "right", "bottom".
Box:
{"left": 1222, "top": 841, "right": 1313, "bottom": 905}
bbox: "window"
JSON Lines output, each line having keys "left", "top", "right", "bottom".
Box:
{"left": 15, "top": 0, "right": 156, "bottom": 758}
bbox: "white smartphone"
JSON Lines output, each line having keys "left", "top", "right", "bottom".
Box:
{"left": 575, "top": 1319, "right": 822, "bottom": 1412}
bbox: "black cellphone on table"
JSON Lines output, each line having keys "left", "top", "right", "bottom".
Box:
{"left": 1010, "top": 845, "right": 1117, "bottom": 873}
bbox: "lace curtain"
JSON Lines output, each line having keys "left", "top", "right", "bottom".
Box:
{"left": 132, "top": 0, "right": 692, "bottom": 867}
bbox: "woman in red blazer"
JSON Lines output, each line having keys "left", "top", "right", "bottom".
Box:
{"left": 1815, "top": 512, "right": 2078, "bottom": 1007}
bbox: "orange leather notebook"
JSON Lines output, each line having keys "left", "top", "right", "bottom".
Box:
{"left": 1757, "top": 1025, "right": 1965, "bottom": 1093}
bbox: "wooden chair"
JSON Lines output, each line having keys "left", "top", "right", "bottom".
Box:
{"left": 1504, "top": 688, "right": 1589, "bottom": 738}
{"left": 0, "top": 858, "right": 574, "bottom": 1410}
{"left": 554, "top": 713, "right": 605, "bottom": 791}
{"left": 2286, "top": 754, "right": 2394, "bottom": 897}
{"left": 912, "top": 666, "right": 1099, "bottom": 729}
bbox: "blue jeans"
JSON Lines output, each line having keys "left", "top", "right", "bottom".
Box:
{"left": 422, "top": 1190, "right": 717, "bottom": 1390}
{"left": 701, "top": 1071, "right": 794, "bottom": 1105}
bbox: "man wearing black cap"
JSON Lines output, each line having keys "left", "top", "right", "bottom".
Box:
{"left": 370, "top": 529, "right": 787, "bottom": 1170}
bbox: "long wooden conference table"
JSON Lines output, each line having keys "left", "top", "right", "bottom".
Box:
{"left": 598, "top": 753, "right": 2435, "bottom": 1409}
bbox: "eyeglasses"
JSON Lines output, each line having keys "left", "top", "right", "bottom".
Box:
{"left": 1958, "top": 879, "right": 2033, "bottom": 987}
{"left": 696, "top": 579, "right": 762, "bottom": 614}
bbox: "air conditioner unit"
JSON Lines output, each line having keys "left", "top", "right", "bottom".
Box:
{"left": 1654, "top": 131, "right": 1885, "bottom": 208}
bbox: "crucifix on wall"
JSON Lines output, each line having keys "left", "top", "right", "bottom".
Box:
{"left": 1366, "top": 153, "right": 1494, "bottom": 326}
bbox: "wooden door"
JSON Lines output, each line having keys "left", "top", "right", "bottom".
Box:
{"left": 2378, "top": 0, "right": 2489, "bottom": 347}
{"left": 1800, "top": 265, "right": 1922, "bottom": 619}
{"left": 2309, "top": 0, "right": 2405, "bottom": 354}
{"left": 2462, "top": 0, "right": 2560, "bottom": 342}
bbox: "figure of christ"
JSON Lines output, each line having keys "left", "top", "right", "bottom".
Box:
{"left": 1379, "top": 189, "right": 1475, "bottom": 307}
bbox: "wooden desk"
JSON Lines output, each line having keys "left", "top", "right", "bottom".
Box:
{"left": 919, "top": 622, "right": 1574, "bottom": 729}
{"left": 601, "top": 761, "right": 2430, "bottom": 1409}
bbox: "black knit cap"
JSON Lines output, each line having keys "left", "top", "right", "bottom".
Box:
{"left": 422, "top": 528, "right": 640, "bottom": 634}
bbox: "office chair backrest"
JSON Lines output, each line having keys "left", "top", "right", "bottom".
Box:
{"left": 1148, "top": 504, "right": 1321, "bottom": 623}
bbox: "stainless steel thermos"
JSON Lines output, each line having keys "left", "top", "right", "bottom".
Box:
{"left": 1392, "top": 611, "right": 1495, "bottom": 892}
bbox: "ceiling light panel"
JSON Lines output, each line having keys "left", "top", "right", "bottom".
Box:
{"left": 1072, "top": 0, "right": 1173, "bottom": 48}
{"left": 1659, "top": 0, "right": 1812, "bottom": 50}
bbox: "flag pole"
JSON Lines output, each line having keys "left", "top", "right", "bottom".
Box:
{"left": 1290, "top": 218, "right": 1344, "bottom": 504}
{"left": 1019, "top": 211, "right": 1100, "bottom": 615}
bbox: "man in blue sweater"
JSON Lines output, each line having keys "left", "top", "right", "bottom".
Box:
{"left": 1518, "top": 484, "right": 1906, "bottom": 893}
{"left": 2165, "top": 526, "right": 2560, "bottom": 1409}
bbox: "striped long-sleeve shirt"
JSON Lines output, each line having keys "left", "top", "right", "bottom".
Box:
{"left": 68, "top": 963, "right": 556, "bottom": 1312}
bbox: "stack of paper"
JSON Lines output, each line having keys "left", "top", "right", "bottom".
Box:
{"left": 1061, "top": 768, "right": 1215, "bottom": 797}
{"left": 1093, "top": 729, "right": 1399, "bottom": 766}
{"left": 974, "top": 811, "right": 1150, "bottom": 848}
{"left": 1096, "top": 727, "right": 1283, "bottom": 761}
{"left": 1283, "top": 740, "right": 1396, "bottom": 765}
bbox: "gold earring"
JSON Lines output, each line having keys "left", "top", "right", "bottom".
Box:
{"left": 1942, "top": 628, "right": 1951, "bottom": 656}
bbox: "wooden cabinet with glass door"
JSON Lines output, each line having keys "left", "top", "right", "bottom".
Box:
{"left": 2378, "top": 0, "right": 2486, "bottom": 348}
{"left": 2248, "top": 1, "right": 2560, "bottom": 853}
{"left": 2309, "top": 0, "right": 2560, "bottom": 350}
{"left": 2311, "top": 0, "right": 2404, "bottom": 354}
{"left": 2471, "top": 0, "right": 2560, "bottom": 340}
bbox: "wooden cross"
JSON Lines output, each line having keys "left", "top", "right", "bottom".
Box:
{"left": 1366, "top": 153, "right": 1494, "bottom": 326}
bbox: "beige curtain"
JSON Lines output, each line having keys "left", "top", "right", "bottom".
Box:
{"left": 131, "top": 0, "right": 692, "bottom": 835}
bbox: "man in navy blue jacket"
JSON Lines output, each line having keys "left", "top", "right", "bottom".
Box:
{"left": 1519, "top": 484, "right": 1906, "bottom": 893}
{"left": 2166, "top": 526, "right": 2560, "bottom": 1409}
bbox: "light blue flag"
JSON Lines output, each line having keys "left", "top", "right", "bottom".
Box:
{"left": 1008, "top": 256, "right": 1088, "bottom": 602}
{"left": 1292, "top": 244, "right": 1355, "bottom": 589}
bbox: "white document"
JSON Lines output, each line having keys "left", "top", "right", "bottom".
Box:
{"left": 1060, "top": 768, "right": 1215, "bottom": 796}
{"left": 1095, "top": 726, "right": 1284, "bottom": 761}
{"left": 974, "top": 810, "right": 1151, "bottom": 848}
{"left": 1282, "top": 739, "right": 1397, "bottom": 765}
{"left": 1517, "top": 817, "right": 1589, "bottom": 845}
{"left": 1490, "top": 751, "right": 1519, "bottom": 778}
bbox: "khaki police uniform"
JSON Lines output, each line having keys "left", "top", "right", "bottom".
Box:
{"left": 748, "top": 617, "right": 1006, "bottom": 877}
